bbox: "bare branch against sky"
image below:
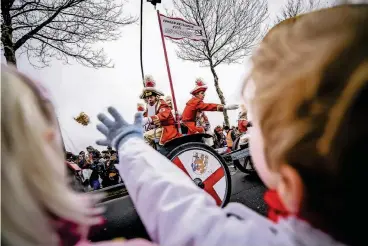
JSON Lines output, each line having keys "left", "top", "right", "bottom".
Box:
{"left": 274, "top": 0, "right": 339, "bottom": 24}
{"left": 1, "top": 0, "right": 137, "bottom": 68}
{"left": 170, "top": 0, "right": 268, "bottom": 126}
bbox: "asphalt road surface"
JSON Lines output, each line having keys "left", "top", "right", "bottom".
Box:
{"left": 229, "top": 169, "right": 267, "bottom": 216}
{"left": 90, "top": 169, "right": 267, "bottom": 242}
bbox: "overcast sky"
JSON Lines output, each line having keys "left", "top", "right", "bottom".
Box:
{"left": 2, "top": 0, "right": 291, "bottom": 152}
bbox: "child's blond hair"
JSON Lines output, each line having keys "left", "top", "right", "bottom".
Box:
{"left": 245, "top": 4, "right": 367, "bottom": 244}
{"left": 1, "top": 65, "right": 102, "bottom": 245}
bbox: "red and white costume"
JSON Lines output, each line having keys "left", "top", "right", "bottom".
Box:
{"left": 143, "top": 99, "right": 179, "bottom": 145}
{"left": 238, "top": 105, "right": 249, "bottom": 134}
{"left": 140, "top": 76, "right": 180, "bottom": 145}
{"left": 181, "top": 79, "right": 224, "bottom": 134}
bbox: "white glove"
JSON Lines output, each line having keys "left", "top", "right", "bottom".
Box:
{"left": 224, "top": 104, "right": 239, "bottom": 110}
{"left": 142, "top": 117, "right": 151, "bottom": 126}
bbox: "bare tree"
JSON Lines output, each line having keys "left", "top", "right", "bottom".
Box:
{"left": 274, "top": 0, "right": 338, "bottom": 24}
{"left": 1, "top": 0, "right": 136, "bottom": 68}
{"left": 170, "top": 0, "right": 268, "bottom": 126}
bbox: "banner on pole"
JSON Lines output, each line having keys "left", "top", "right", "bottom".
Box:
{"left": 159, "top": 14, "right": 206, "bottom": 41}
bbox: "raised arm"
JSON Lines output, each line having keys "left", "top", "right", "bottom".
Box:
{"left": 117, "top": 137, "right": 274, "bottom": 245}
{"left": 196, "top": 100, "right": 224, "bottom": 112}
{"left": 95, "top": 108, "right": 276, "bottom": 246}
{"left": 195, "top": 98, "right": 239, "bottom": 112}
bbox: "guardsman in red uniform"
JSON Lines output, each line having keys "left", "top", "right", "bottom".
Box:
{"left": 140, "top": 76, "right": 180, "bottom": 146}
{"left": 181, "top": 78, "right": 239, "bottom": 134}
{"left": 238, "top": 104, "right": 249, "bottom": 133}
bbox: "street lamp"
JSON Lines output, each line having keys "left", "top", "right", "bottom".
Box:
{"left": 147, "top": 0, "right": 162, "bottom": 7}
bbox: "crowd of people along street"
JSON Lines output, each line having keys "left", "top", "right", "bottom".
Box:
{"left": 65, "top": 145, "right": 122, "bottom": 191}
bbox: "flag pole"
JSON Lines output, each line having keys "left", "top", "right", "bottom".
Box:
{"left": 157, "top": 10, "right": 181, "bottom": 133}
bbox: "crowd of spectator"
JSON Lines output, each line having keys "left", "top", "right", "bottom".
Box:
{"left": 65, "top": 146, "right": 122, "bottom": 191}
{"left": 211, "top": 125, "right": 241, "bottom": 149}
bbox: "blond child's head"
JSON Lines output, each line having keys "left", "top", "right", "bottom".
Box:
{"left": 1, "top": 65, "right": 103, "bottom": 246}
{"left": 244, "top": 4, "right": 367, "bottom": 245}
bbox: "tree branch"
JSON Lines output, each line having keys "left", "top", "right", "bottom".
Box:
{"left": 4, "top": 0, "right": 136, "bottom": 68}
{"left": 171, "top": 0, "right": 267, "bottom": 67}
{"left": 14, "top": 0, "right": 76, "bottom": 50}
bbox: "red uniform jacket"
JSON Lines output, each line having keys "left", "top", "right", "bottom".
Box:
{"left": 143, "top": 99, "right": 180, "bottom": 145}
{"left": 238, "top": 119, "right": 248, "bottom": 133}
{"left": 182, "top": 97, "right": 224, "bottom": 134}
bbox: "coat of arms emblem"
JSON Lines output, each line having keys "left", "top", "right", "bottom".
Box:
{"left": 191, "top": 152, "right": 208, "bottom": 175}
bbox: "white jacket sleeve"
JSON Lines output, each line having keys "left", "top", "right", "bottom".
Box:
{"left": 117, "top": 137, "right": 277, "bottom": 246}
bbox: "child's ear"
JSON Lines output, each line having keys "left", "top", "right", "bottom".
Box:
{"left": 44, "top": 128, "right": 55, "bottom": 142}
{"left": 276, "top": 164, "right": 304, "bottom": 214}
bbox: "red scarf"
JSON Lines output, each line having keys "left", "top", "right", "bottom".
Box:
{"left": 264, "top": 189, "right": 291, "bottom": 223}
{"left": 264, "top": 189, "right": 331, "bottom": 238}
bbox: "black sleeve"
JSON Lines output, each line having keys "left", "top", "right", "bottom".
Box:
{"left": 231, "top": 131, "right": 236, "bottom": 141}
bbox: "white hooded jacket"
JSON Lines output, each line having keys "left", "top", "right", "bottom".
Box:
{"left": 117, "top": 137, "right": 345, "bottom": 246}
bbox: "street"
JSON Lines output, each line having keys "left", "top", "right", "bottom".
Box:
{"left": 229, "top": 169, "right": 267, "bottom": 216}
{"left": 91, "top": 170, "right": 267, "bottom": 241}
